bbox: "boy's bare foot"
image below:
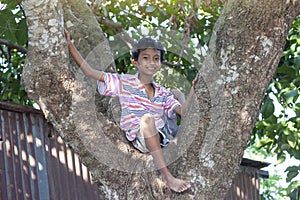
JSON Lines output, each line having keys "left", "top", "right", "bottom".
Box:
{"left": 163, "top": 174, "right": 191, "bottom": 193}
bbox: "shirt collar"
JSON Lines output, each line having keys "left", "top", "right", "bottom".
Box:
{"left": 134, "top": 73, "right": 158, "bottom": 88}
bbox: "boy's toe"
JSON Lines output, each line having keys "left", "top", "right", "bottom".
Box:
{"left": 177, "top": 182, "right": 191, "bottom": 193}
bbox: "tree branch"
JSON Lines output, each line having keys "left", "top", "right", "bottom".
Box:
{"left": 162, "top": 61, "right": 184, "bottom": 68}
{"left": 0, "top": 39, "right": 27, "bottom": 54}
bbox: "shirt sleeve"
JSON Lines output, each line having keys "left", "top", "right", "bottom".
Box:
{"left": 164, "top": 92, "right": 181, "bottom": 119}
{"left": 97, "top": 72, "right": 120, "bottom": 97}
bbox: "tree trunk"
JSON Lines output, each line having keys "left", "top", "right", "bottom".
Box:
{"left": 22, "top": 0, "right": 300, "bottom": 199}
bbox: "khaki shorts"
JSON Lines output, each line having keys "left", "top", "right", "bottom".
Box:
{"left": 131, "top": 124, "right": 176, "bottom": 153}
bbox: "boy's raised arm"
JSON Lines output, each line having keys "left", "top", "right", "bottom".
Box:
{"left": 64, "top": 29, "right": 104, "bottom": 82}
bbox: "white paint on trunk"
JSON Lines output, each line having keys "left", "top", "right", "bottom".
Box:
{"left": 220, "top": 47, "right": 240, "bottom": 84}
{"left": 202, "top": 154, "right": 215, "bottom": 168}
{"left": 261, "top": 36, "right": 273, "bottom": 55}
{"left": 192, "top": 174, "right": 206, "bottom": 188}
{"left": 102, "top": 185, "right": 120, "bottom": 200}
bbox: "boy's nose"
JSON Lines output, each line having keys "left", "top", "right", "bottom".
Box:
{"left": 150, "top": 59, "right": 157, "bottom": 64}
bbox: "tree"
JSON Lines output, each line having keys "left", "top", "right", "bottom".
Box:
{"left": 1, "top": 0, "right": 300, "bottom": 199}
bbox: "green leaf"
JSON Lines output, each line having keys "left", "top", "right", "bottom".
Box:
{"left": 0, "top": 9, "right": 18, "bottom": 42}
{"left": 289, "top": 187, "right": 300, "bottom": 200}
{"left": 265, "top": 114, "right": 277, "bottom": 124}
{"left": 2, "top": 0, "right": 19, "bottom": 10}
{"left": 290, "top": 43, "right": 297, "bottom": 53}
{"left": 281, "top": 143, "right": 291, "bottom": 151}
{"left": 285, "top": 89, "right": 298, "bottom": 104}
{"left": 261, "top": 98, "right": 275, "bottom": 119}
{"left": 276, "top": 151, "right": 286, "bottom": 164}
{"left": 283, "top": 128, "right": 291, "bottom": 135}
{"left": 292, "top": 149, "right": 300, "bottom": 159}
{"left": 276, "top": 65, "right": 297, "bottom": 78}
{"left": 287, "top": 137, "right": 296, "bottom": 148}
{"left": 287, "top": 181, "right": 300, "bottom": 196}
{"left": 294, "top": 57, "right": 300, "bottom": 68}
{"left": 0, "top": 9, "right": 11, "bottom": 34}
{"left": 15, "top": 18, "right": 28, "bottom": 45}
{"left": 289, "top": 34, "right": 299, "bottom": 41}
{"left": 256, "top": 138, "right": 273, "bottom": 149}
{"left": 286, "top": 166, "right": 300, "bottom": 182}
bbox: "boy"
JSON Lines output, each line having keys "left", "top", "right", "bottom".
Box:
{"left": 65, "top": 30, "right": 194, "bottom": 193}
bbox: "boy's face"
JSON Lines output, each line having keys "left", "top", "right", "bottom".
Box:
{"left": 132, "top": 48, "right": 162, "bottom": 78}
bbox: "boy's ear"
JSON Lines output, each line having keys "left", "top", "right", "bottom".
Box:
{"left": 131, "top": 58, "right": 138, "bottom": 66}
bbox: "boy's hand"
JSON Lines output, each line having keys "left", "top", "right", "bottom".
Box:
{"left": 64, "top": 29, "right": 72, "bottom": 44}
{"left": 191, "top": 72, "right": 199, "bottom": 92}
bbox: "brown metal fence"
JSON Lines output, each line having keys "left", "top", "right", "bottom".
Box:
{"left": 225, "top": 163, "right": 267, "bottom": 200}
{"left": 0, "top": 102, "right": 102, "bottom": 200}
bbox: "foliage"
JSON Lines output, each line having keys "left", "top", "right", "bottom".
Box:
{"left": 1, "top": 0, "right": 300, "bottom": 198}
{"left": 95, "top": 0, "right": 221, "bottom": 94}
{"left": 289, "top": 185, "right": 300, "bottom": 200}
{"left": 0, "top": 1, "right": 32, "bottom": 105}
{"left": 260, "top": 174, "right": 287, "bottom": 200}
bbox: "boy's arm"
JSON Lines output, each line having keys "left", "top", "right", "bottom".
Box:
{"left": 64, "top": 30, "right": 104, "bottom": 81}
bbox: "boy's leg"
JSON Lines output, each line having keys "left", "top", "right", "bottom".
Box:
{"left": 140, "top": 114, "right": 191, "bottom": 193}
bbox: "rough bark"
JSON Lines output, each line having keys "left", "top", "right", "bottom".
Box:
{"left": 22, "top": 0, "right": 300, "bottom": 199}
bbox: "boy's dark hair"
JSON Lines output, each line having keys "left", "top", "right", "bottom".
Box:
{"left": 131, "top": 37, "right": 165, "bottom": 62}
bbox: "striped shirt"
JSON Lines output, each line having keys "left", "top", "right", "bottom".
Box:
{"left": 97, "top": 73, "right": 181, "bottom": 141}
